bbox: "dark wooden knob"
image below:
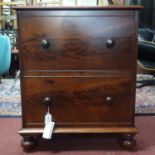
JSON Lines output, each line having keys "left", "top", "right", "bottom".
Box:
{"left": 106, "top": 39, "right": 115, "bottom": 48}
{"left": 43, "top": 97, "right": 53, "bottom": 106}
{"left": 41, "top": 39, "right": 50, "bottom": 49}
{"left": 106, "top": 96, "right": 112, "bottom": 104}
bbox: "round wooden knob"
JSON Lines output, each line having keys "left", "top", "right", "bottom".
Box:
{"left": 106, "top": 96, "right": 112, "bottom": 104}
{"left": 106, "top": 39, "right": 115, "bottom": 48}
{"left": 42, "top": 97, "right": 53, "bottom": 106}
{"left": 41, "top": 39, "right": 50, "bottom": 49}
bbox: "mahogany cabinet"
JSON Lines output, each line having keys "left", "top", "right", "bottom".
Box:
{"left": 14, "top": 6, "right": 142, "bottom": 151}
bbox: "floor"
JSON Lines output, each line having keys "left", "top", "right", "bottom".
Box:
{"left": 0, "top": 116, "right": 155, "bottom": 155}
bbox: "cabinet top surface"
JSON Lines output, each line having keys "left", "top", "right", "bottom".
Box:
{"left": 13, "top": 5, "right": 143, "bottom": 11}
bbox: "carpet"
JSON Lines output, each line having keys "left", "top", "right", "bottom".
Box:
{"left": 0, "top": 116, "right": 155, "bottom": 154}
{"left": 0, "top": 77, "right": 155, "bottom": 116}
{"left": 0, "top": 79, "right": 21, "bottom": 116}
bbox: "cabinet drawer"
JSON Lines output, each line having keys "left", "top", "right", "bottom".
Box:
{"left": 23, "top": 77, "right": 134, "bottom": 127}
{"left": 19, "top": 15, "right": 135, "bottom": 71}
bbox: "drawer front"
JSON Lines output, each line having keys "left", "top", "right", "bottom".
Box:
{"left": 19, "top": 14, "right": 135, "bottom": 71}
{"left": 22, "top": 77, "right": 134, "bottom": 127}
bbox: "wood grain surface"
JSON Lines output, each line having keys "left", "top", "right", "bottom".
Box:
{"left": 14, "top": 7, "right": 141, "bottom": 150}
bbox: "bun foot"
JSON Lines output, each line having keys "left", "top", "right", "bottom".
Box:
{"left": 118, "top": 134, "right": 136, "bottom": 150}
{"left": 21, "top": 136, "right": 37, "bottom": 151}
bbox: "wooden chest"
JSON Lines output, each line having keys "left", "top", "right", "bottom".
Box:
{"left": 14, "top": 6, "right": 142, "bottom": 151}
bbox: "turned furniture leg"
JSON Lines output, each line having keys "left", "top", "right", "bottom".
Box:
{"left": 21, "top": 135, "right": 37, "bottom": 151}
{"left": 118, "top": 134, "right": 136, "bottom": 150}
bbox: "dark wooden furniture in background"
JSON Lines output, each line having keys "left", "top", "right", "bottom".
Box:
{"left": 130, "top": 0, "right": 155, "bottom": 27}
{"left": 14, "top": 6, "right": 142, "bottom": 151}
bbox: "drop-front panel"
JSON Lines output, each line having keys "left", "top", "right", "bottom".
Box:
{"left": 14, "top": 6, "right": 142, "bottom": 151}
